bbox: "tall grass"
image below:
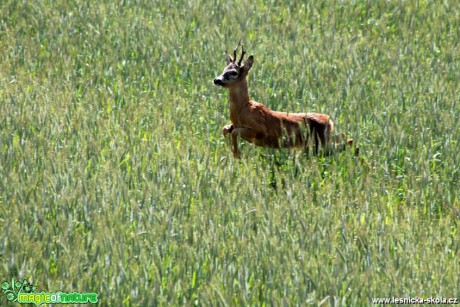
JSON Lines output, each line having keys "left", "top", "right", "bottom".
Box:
{"left": 1, "top": 0, "right": 458, "bottom": 305}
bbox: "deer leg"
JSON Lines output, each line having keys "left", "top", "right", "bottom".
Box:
{"left": 309, "top": 126, "right": 321, "bottom": 155}
{"left": 222, "top": 124, "right": 234, "bottom": 138}
{"left": 231, "top": 127, "right": 258, "bottom": 158}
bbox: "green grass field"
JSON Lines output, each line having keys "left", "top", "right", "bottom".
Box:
{"left": 1, "top": 0, "right": 459, "bottom": 305}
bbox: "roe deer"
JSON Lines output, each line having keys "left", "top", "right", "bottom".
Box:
{"left": 213, "top": 41, "right": 353, "bottom": 158}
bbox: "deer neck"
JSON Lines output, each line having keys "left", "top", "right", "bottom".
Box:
{"left": 228, "top": 79, "right": 250, "bottom": 122}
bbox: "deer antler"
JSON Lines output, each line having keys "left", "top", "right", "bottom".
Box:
{"left": 233, "top": 39, "right": 242, "bottom": 63}
{"left": 238, "top": 44, "right": 246, "bottom": 66}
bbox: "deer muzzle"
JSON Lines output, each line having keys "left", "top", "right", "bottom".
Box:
{"left": 213, "top": 78, "right": 224, "bottom": 86}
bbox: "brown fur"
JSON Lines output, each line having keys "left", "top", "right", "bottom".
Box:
{"left": 214, "top": 44, "right": 351, "bottom": 158}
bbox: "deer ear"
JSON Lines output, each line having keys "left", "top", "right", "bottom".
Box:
{"left": 244, "top": 55, "right": 254, "bottom": 71}
{"left": 226, "top": 53, "right": 233, "bottom": 64}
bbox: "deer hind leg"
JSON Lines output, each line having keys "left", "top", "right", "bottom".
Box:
{"left": 309, "top": 126, "right": 326, "bottom": 155}
{"left": 325, "top": 119, "right": 334, "bottom": 145}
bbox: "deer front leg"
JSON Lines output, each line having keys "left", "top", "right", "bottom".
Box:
{"left": 231, "top": 127, "right": 258, "bottom": 159}
{"left": 222, "top": 124, "right": 234, "bottom": 138}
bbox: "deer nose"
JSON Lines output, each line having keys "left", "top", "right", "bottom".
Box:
{"left": 214, "top": 78, "right": 224, "bottom": 86}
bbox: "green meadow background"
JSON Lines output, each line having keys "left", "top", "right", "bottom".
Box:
{"left": 1, "top": 0, "right": 459, "bottom": 305}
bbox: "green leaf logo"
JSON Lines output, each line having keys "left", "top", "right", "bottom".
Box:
{"left": 1, "top": 278, "right": 37, "bottom": 303}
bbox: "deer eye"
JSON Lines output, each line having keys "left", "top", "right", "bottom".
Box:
{"left": 229, "top": 71, "right": 238, "bottom": 76}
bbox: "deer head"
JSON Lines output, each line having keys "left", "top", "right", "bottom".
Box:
{"left": 213, "top": 40, "right": 254, "bottom": 88}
